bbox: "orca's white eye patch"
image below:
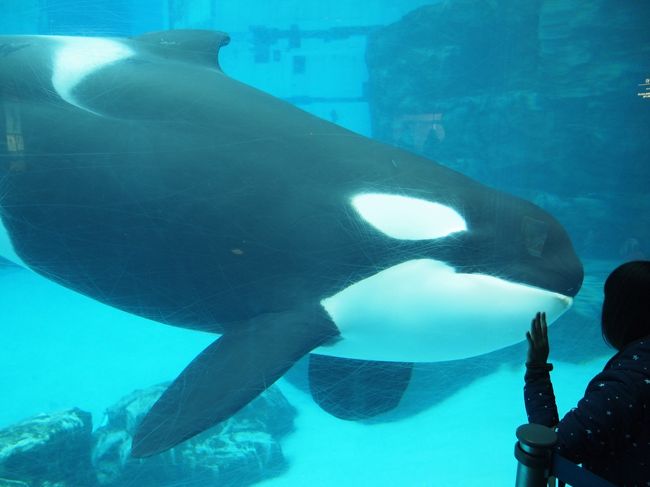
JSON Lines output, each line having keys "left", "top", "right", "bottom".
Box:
{"left": 50, "top": 37, "right": 134, "bottom": 109}
{"left": 351, "top": 193, "right": 467, "bottom": 240}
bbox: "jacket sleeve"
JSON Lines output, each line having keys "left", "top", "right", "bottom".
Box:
{"left": 549, "top": 366, "right": 643, "bottom": 465}
{"left": 524, "top": 364, "right": 560, "bottom": 427}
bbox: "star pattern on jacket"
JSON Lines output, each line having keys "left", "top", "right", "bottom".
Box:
{"left": 524, "top": 334, "right": 650, "bottom": 485}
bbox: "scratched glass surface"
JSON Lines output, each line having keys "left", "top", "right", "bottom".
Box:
{"left": 1, "top": 1, "right": 648, "bottom": 486}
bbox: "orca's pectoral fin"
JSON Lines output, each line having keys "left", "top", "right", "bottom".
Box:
{"left": 308, "top": 354, "right": 413, "bottom": 421}
{"left": 131, "top": 306, "right": 339, "bottom": 458}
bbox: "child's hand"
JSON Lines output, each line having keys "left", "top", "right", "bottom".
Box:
{"left": 526, "top": 312, "right": 549, "bottom": 365}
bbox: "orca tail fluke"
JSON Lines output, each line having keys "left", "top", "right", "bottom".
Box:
{"left": 131, "top": 306, "right": 339, "bottom": 458}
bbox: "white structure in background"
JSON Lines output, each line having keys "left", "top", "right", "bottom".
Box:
{"left": 169, "top": 0, "right": 436, "bottom": 136}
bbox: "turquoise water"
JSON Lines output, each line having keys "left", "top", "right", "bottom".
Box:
{"left": 1, "top": 1, "right": 649, "bottom": 486}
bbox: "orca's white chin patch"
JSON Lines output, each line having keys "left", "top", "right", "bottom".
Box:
{"left": 352, "top": 193, "right": 467, "bottom": 240}
{"left": 49, "top": 36, "right": 134, "bottom": 112}
{"left": 318, "top": 259, "right": 573, "bottom": 363}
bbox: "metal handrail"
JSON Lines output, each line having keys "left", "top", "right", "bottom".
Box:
{"left": 514, "top": 423, "right": 617, "bottom": 487}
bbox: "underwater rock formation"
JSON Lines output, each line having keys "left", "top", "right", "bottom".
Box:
{"left": 0, "top": 408, "right": 94, "bottom": 486}
{"left": 92, "top": 384, "right": 296, "bottom": 487}
{"left": 366, "top": 0, "right": 650, "bottom": 257}
{"left": 0, "top": 385, "right": 295, "bottom": 487}
{"left": 366, "top": 0, "right": 543, "bottom": 177}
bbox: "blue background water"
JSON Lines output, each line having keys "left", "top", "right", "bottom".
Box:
{"left": 1, "top": 1, "right": 648, "bottom": 485}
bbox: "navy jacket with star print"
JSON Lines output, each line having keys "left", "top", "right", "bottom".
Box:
{"left": 524, "top": 335, "right": 650, "bottom": 486}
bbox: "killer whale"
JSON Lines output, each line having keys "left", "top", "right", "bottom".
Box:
{"left": 0, "top": 30, "right": 583, "bottom": 456}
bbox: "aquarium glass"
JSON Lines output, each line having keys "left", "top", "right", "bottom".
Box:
{"left": 1, "top": 1, "right": 649, "bottom": 485}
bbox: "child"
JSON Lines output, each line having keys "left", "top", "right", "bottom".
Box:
{"left": 525, "top": 261, "right": 650, "bottom": 486}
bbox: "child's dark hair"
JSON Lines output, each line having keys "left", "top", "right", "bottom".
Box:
{"left": 601, "top": 260, "right": 650, "bottom": 351}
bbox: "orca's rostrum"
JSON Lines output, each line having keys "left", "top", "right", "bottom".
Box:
{"left": 0, "top": 30, "right": 583, "bottom": 457}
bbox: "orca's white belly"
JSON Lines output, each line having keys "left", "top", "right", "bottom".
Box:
{"left": 319, "top": 259, "right": 572, "bottom": 362}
